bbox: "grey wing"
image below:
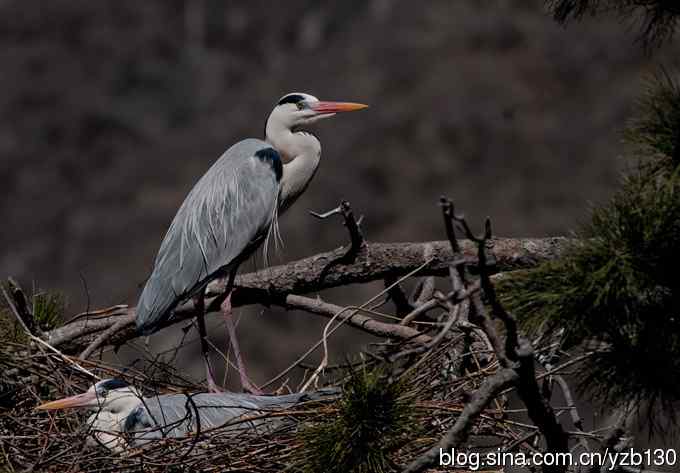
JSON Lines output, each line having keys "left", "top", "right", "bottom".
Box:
{"left": 129, "top": 390, "right": 338, "bottom": 445}
{"left": 129, "top": 393, "right": 273, "bottom": 444}
{"left": 136, "top": 139, "right": 281, "bottom": 335}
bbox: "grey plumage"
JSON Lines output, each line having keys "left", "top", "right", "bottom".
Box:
{"left": 136, "top": 138, "right": 281, "bottom": 334}
{"left": 132, "top": 93, "right": 366, "bottom": 392}
{"left": 126, "top": 389, "right": 337, "bottom": 445}
{"left": 38, "top": 378, "right": 339, "bottom": 452}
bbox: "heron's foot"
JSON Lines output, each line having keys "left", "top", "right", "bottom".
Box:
{"left": 241, "top": 377, "right": 264, "bottom": 396}
{"left": 207, "top": 376, "right": 223, "bottom": 393}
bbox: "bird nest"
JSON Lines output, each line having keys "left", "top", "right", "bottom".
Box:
{"left": 0, "top": 328, "right": 522, "bottom": 473}
{"left": 1, "top": 199, "right": 565, "bottom": 472}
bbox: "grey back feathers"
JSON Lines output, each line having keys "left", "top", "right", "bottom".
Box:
{"left": 124, "top": 389, "right": 338, "bottom": 445}
{"left": 136, "top": 138, "right": 282, "bottom": 334}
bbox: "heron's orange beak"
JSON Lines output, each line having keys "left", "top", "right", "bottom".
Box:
{"left": 310, "top": 101, "right": 368, "bottom": 113}
{"left": 35, "top": 391, "right": 96, "bottom": 410}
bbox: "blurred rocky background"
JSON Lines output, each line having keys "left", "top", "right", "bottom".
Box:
{"left": 1, "top": 0, "right": 678, "bottom": 388}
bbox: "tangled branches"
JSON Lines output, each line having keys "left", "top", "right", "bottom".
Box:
{"left": 1, "top": 199, "right": 631, "bottom": 473}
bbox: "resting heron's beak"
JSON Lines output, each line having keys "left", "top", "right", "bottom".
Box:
{"left": 310, "top": 101, "right": 368, "bottom": 114}
{"left": 35, "top": 391, "right": 97, "bottom": 410}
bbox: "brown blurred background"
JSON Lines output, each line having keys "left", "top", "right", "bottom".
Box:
{"left": 1, "top": 0, "right": 678, "bottom": 388}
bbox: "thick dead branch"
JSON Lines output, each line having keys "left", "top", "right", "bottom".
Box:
{"left": 43, "top": 237, "right": 568, "bottom": 355}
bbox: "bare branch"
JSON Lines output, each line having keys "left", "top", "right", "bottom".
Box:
{"left": 281, "top": 294, "right": 431, "bottom": 344}
{"left": 410, "top": 276, "right": 435, "bottom": 308}
{"left": 312, "top": 200, "right": 367, "bottom": 283}
{"left": 515, "top": 340, "right": 569, "bottom": 473}
{"left": 43, "top": 237, "right": 569, "bottom": 354}
{"left": 79, "top": 317, "right": 135, "bottom": 360}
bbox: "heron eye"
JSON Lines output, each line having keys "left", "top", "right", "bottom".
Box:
{"left": 99, "top": 389, "right": 108, "bottom": 398}
{"left": 296, "top": 101, "right": 305, "bottom": 110}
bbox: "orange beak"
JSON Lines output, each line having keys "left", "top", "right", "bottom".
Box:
{"left": 35, "top": 391, "right": 97, "bottom": 410}
{"left": 310, "top": 101, "right": 368, "bottom": 113}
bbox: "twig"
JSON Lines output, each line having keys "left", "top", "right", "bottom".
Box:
{"left": 310, "top": 200, "right": 365, "bottom": 253}
{"left": 411, "top": 276, "right": 435, "bottom": 308}
{"left": 390, "top": 291, "right": 469, "bottom": 363}
{"left": 283, "top": 295, "right": 430, "bottom": 344}
{"left": 311, "top": 200, "right": 367, "bottom": 284}
{"left": 2, "top": 285, "right": 98, "bottom": 380}
{"left": 300, "top": 258, "right": 434, "bottom": 391}
{"left": 553, "top": 374, "right": 591, "bottom": 453}
{"left": 399, "top": 298, "right": 438, "bottom": 326}
{"left": 79, "top": 317, "right": 135, "bottom": 360}
{"left": 402, "top": 367, "right": 519, "bottom": 473}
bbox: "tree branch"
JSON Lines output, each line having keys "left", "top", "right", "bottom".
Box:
{"left": 44, "top": 237, "right": 569, "bottom": 355}
{"left": 515, "top": 340, "right": 569, "bottom": 473}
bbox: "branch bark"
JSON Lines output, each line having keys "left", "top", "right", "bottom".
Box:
{"left": 43, "top": 237, "right": 569, "bottom": 355}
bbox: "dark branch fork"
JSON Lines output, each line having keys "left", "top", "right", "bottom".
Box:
{"left": 403, "top": 198, "right": 569, "bottom": 473}
{"left": 310, "top": 200, "right": 368, "bottom": 284}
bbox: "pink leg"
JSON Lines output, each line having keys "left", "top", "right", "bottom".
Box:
{"left": 222, "top": 294, "right": 262, "bottom": 394}
{"left": 203, "top": 353, "right": 221, "bottom": 393}
{"left": 194, "top": 296, "right": 222, "bottom": 393}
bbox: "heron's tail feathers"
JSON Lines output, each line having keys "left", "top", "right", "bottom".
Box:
{"left": 252, "top": 387, "right": 341, "bottom": 409}
{"left": 135, "top": 273, "right": 180, "bottom": 336}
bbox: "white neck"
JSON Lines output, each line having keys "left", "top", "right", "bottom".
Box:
{"left": 86, "top": 389, "right": 142, "bottom": 452}
{"left": 265, "top": 122, "right": 321, "bottom": 212}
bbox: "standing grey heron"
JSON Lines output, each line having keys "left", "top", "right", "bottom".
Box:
{"left": 36, "top": 378, "right": 337, "bottom": 453}
{"left": 135, "top": 93, "right": 367, "bottom": 393}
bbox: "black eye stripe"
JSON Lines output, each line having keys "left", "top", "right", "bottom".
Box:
{"left": 98, "top": 379, "right": 129, "bottom": 390}
{"left": 277, "top": 94, "right": 306, "bottom": 106}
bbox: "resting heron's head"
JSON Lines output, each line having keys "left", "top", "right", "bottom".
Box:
{"left": 266, "top": 92, "right": 367, "bottom": 133}
{"left": 35, "top": 378, "right": 140, "bottom": 414}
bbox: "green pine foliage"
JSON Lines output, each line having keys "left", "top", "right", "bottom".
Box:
{"left": 499, "top": 71, "right": 680, "bottom": 412}
{"left": 296, "top": 366, "right": 417, "bottom": 473}
{"left": 0, "top": 284, "right": 64, "bottom": 342}
{"left": 31, "top": 290, "right": 64, "bottom": 331}
{"left": 625, "top": 70, "right": 680, "bottom": 169}
{"left": 0, "top": 306, "right": 22, "bottom": 342}
{"left": 545, "top": 1, "right": 680, "bottom": 48}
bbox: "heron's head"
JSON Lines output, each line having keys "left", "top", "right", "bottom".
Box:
{"left": 35, "top": 379, "right": 141, "bottom": 414}
{"left": 266, "top": 92, "right": 367, "bottom": 134}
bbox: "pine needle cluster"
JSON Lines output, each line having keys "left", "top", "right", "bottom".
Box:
{"left": 0, "top": 283, "right": 64, "bottom": 342}
{"left": 296, "top": 366, "right": 417, "bottom": 473}
{"left": 545, "top": 0, "right": 680, "bottom": 48}
{"left": 499, "top": 72, "right": 680, "bottom": 414}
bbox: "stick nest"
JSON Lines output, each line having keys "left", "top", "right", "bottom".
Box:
{"left": 0, "top": 327, "right": 529, "bottom": 472}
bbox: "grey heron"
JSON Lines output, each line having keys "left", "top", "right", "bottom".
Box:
{"left": 135, "top": 93, "right": 367, "bottom": 393}
{"left": 36, "top": 378, "right": 338, "bottom": 453}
